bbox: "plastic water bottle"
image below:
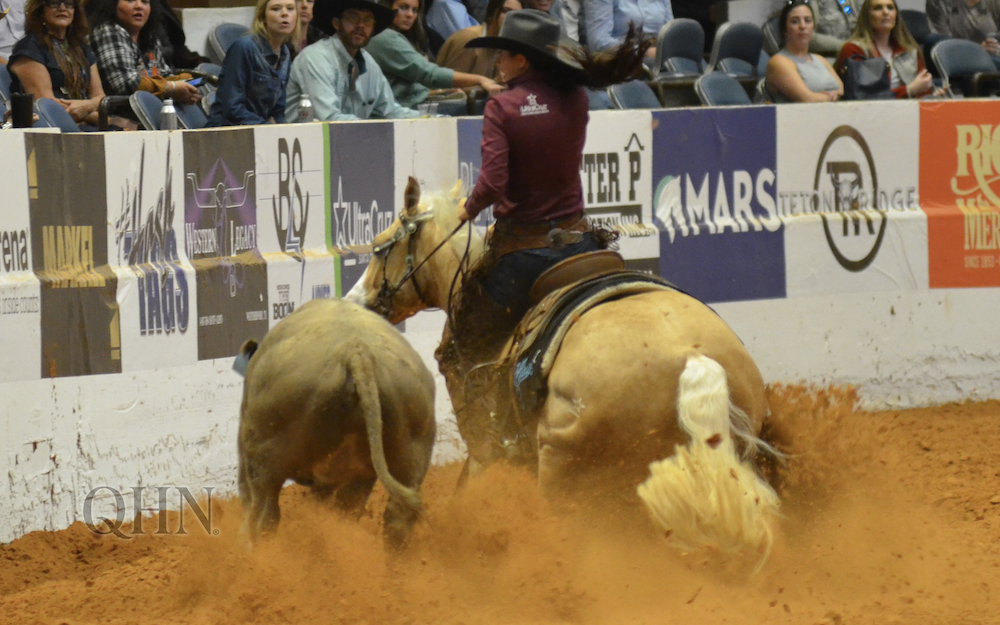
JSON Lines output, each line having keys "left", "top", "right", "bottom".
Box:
{"left": 297, "top": 93, "right": 314, "bottom": 123}
{"left": 160, "top": 98, "right": 178, "bottom": 130}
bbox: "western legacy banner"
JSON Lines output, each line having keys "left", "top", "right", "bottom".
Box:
{"left": 27, "top": 133, "right": 121, "bottom": 378}
{"left": 183, "top": 129, "right": 268, "bottom": 360}
{"left": 583, "top": 110, "right": 659, "bottom": 274}
{"left": 328, "top": 121, "right": 396, "bottom": 295}
{"left": 0, "top": 132, "right": 41, "bottom": 382}
{"left": 652, "top": 107, "right": 784, "bottom": 303}
{"left": 777, "top": 101, "right": 928, "bottom": 296}
{"left": 920, "top": 101, "right": 1000, "bottom": 288}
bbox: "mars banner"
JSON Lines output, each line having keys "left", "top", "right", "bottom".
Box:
{"left": 183, "top": 129, "right": 268, "bottom": 360}
{"left": 26, "top": 133, "right": 121, "bottom": 378}
{"left": 652, "top": 107, "right": 784, "bottom": 303}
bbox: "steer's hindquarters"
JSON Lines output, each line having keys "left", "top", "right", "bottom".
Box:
{"left": 637, "top": 354, "right": 780, "bottom": 565}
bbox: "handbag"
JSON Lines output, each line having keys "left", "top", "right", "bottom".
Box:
{"left": 842, "top": 56, "right": 894, "bottom": 100}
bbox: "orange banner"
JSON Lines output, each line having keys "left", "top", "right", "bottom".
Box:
{"left": 921, "top": 100, "right": 1000, "bottom": 288}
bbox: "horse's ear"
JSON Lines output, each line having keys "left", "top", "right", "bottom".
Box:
{"left": 449, "top": 180, "right": 463, "bottom": 201}
{"left": 404, "top": 176, "right": 421, "bottom": 217}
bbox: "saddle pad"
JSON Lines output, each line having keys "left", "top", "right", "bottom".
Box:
{"left": 510, "top": 272, "right": 677, "bottom": 414}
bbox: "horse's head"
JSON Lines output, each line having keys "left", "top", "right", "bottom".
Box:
{"left": 345, "top": 177, "right": 482, "bottom": 325}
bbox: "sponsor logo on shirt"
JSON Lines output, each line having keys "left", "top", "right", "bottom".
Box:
{"left": 520, "top": 93, "right": 548, "bottom": 117}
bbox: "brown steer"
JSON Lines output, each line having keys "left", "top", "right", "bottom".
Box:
{"left": 237, "top": 298, "right": 436, "bottom": 549}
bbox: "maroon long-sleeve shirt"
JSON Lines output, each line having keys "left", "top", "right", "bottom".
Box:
{"left": 465, "top": 70, "right": 589, "bottom": 223}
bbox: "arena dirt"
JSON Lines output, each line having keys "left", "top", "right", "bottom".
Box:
{"left": 2, "top": 386, "right": 999, "bottom": 625}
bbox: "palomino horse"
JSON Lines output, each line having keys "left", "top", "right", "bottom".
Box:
{"left": 346, "top": 179, "right": 780, "bottom": 559}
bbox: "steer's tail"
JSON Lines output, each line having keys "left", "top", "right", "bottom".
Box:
{"left": 349, "top": 350, "right": 424, "bottom": 516}
{"left": 637, "top": 355, "right": 780, "bottom": 567}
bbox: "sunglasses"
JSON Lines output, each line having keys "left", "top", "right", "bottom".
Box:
{"left": 42, "top": 0, "right": 75, "bottom": 8}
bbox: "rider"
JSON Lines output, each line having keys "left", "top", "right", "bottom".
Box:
{"left": 440, "top": 9, "right": 647, "bottom": 464}
{"left": 453, "top": 9, "right": 648, "bottom": 354}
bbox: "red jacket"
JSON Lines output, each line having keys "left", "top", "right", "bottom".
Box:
{"left": 465, "top": 70, "right": 588, "bottom": 223}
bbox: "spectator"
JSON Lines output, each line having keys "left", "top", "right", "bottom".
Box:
{"left": 285, "top": 0, "right": 419, "bottom": 120}
{"left": 8, "top": 0, "right": 107, "bottom": 126}
{"left": 584, "top": 0, "right": 671, "bottom": 54}
{"left": 366, "top": 0, "right": 501, "bottom": 108}
{"left": 291, "top": 0, "right": 326, "bottom": 53}
{"left": 771, "top": 0, "right": 860, "bottom": 57}
{"left": 427, "top": 0, "right": 477, "bottom": 41}
{"left": 836, "top": 0, "right": 940, "bottom": 98}
{"left": 1, "top": 0, "right": 27, "bottom": 65}
{"left": 465, "top": 0, "right": 488, "bottom": 23}
{"left": 927, "top": 0, "right": 1000, "bottom": 69}
{"left": 437, "top": 0, "right": 520, "bottom": 77}
{"left": 765, "top": 0, "right": 843, "bottom": 102}
{"left": 206, "top": 0, "right": 297, "bottom": 126}
{"left": 88, "top": 0, "right": 200, "bottom": 106}
{"left": 150, "top": 0, "right": 208, "bottom": 69}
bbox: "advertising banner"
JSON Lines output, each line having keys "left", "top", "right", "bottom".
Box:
{"left": 456, "top": 117, "right": 493, "bottom": 227}
{"left": 255, "top": 124, "right": 334, "bottom": 328}
{"left": 106, "top": 133, "right": 198, "bottom": 372}
{"left": 920, "top": 100, "right": 1000, "bottom": 287}
{"left": 328, "top": 121, "right": 396, "bottom": 296}
{"left": 0, "top": 132, "right": 41, "bottom": 382}
{"left": 254, "top": 124, "right": 329, "bottom": 255}
{"left": 394, "top": 117, "right": 459, "bottom": 210}
{"left": 183, "top": 129, "right": 268, "bottom": 360}
{"left": 777, "top": 101, "right": 927, "bottom": 296}
{"left": 264, "top": 253, "right": 335, "bottom": 329}
{"left": 652, "top": 107, "right": 784, "bottom": 303}
{"left": 583, "top": 110, "right": 659, "bottom": 274}
{"left": 26, "top": 133, "right": 121, "bottom": 378}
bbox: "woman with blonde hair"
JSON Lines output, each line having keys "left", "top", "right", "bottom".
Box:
{"left": 207, "top": 0, "right": 299, "bottom": 126}
{"left": 835, "top": 0, "right": 941, "bottom": 98}
{"left": 7, "top": 0, "right": 107, "bottom": 126}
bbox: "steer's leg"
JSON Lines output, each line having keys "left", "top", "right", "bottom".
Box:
{"left": 244, "top": 461, "right": 285, "bottom": 538}
{"left": 334, "top": 477, "right": 377, "bottom": 518}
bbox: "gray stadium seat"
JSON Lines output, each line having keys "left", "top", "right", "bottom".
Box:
{"left": 651, "top": 18, "right": 706, "bottom": 78}
{"left": 585, "top": 87, "right": 613, "bottom": 110}
{"left": 708, "top": 21, "right": 765, "bottom": 78}
{"left": 931, "top": 39, "right": 1000, "bottom": 97}
{"left": 695, "top": 72, "right": 753, "bottom": 106}
{"left": 900, "top": 9, "right": 930, "bottom": 45}
{"left": 208, "top": 23, "right": 249, "bottom": 64}
{"left": 608, "top": 80, "right": 662, "bottom": 109}
{"left": 34, "top": 98, "right": 81, "bottom": 132}
{"left": 762, "top": 16, "right": 781, "bottom": 56}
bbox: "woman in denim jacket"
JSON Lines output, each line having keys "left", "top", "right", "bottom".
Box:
{"left": 207, "top": 0, "right": 299, "bottom": 126}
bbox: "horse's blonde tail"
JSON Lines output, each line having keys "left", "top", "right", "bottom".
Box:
{"left": 637, "top": 355, "right": 780, "bottom": 568}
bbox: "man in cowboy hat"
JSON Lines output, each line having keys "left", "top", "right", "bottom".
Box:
{"left": 285, "top": 0, "right": 420, "bottom": 120}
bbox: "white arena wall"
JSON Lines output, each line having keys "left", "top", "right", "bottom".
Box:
{"left": 2, "top": 101, "right": 999, "bottom": 543}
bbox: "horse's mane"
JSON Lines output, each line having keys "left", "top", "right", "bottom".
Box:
{"left": 418, "top": 189, "right": 486, "bottom": 264}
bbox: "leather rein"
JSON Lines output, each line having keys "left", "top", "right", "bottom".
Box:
{"left": 371, "top": 211, "right": 466, "bottom": 318}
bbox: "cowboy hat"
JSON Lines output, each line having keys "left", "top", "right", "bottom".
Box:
{"left": 313, "top": 0, "right": 396, "bottom": 37}
{"left": 465, "top": 9, "right": 584, "bottom": 76}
